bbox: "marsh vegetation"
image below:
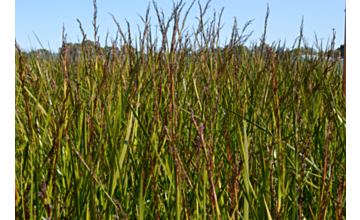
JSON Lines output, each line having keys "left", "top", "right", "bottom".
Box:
{"left": 15, "top": 0, "right": 345, "bottom": 219}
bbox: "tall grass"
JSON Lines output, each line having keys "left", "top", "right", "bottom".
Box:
{"left": 15, "top": 0, "right": 345, "bottom": 219}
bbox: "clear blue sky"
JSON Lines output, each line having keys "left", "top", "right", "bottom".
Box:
{"left": 15, "top": 0, "right": 346, "bottom": 52}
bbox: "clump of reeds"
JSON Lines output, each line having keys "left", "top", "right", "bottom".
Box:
{"left": 15, "top": 0, "right": 345, "bottom": 219}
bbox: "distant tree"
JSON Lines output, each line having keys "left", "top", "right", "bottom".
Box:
{"left": 58, "top": 40, "right": 96, "bottom": 57}
{"left": 37, "top": 49, "right": 51, "bottom": 57}
{"left": 221, "top": 44, "right": 249, "bottom": 55}
{"left": 101, "top": 45, "right": 120, "bottom": 59}
{"left": 335, "top": 45, "right": 344, "bottom": 58}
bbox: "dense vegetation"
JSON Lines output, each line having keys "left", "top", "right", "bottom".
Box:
{"left": 15, "top": 1, "right": 345, "bottom": 219}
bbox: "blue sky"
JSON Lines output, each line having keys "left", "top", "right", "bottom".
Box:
{"left": 16, "top": 0, "right": 346, "bottom": 52}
